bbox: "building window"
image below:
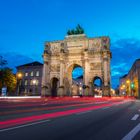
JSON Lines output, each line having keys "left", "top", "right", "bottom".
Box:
{"left": 36, "top": 71, "right": 39, "bottom": 76}
{"left": 31, "top": 71, "right": 34, "bottom": 76}
{"left": 25, "top": 80, "right": 28, "bottom": 86}
{"left": 24, "top": 89, "right": 27, "bottom": 93}
{"left": 25, "top": 72, "right": 28, "bottom": 77}
{"left": 30, "top": 80, "right": 32, "bottom": 85}
{"left": 36, "top": 80, "right": 39, "bottom": 85}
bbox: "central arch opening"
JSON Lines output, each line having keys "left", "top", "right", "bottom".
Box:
{"left": 93, "top": 77, "right": 102, "bottom": 96}
{"left": 51, "top": 77, "right": 59, "bottom": 97}
{"left": 72, "top": 65, "right": 84, "bottom": 96}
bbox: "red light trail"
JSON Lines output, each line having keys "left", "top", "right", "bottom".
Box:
{"left": 0, "top": 100, "right": 130, "bottom": 130}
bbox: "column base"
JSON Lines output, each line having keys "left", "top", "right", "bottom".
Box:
{"left": 41, "top": 87, "right": 51, "bottom": 96}
{"left": 103, "top": 86, "right": 111, "bottom": 96}
{"left": 58, "top": 87, "right": 64, "bottom": 96}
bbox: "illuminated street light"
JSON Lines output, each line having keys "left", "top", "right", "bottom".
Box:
{"left": 79, "top": 86, "right": 82, "bottom": 97}
{"left": 79, "top": 87, "right": 82, "bottom": 90}
{"left": 126, "top": 80, "right": 130, "bottom": 84}
{"left": 16, "top": 72, "right": 23, "bottom": 96}
{"left": 32, "top": 79, "right": 37, "bottom": 95}
{"left": 17, "top": 72, "right": 23, "bottom": 79}
{"left": 32, "top": 79, "right": 37, "bottom": 85}
{"left": 122, "top": 84, "right": 125, "bottom": 88}
{"left": 125, "top": 80, "right": 130, "bottom": 96}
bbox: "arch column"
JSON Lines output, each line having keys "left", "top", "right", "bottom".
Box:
{"left": 89, "top": 81, "right": 93, "bottom": 96}
{"left": 41, "top": 53, "right": 51, "bottom": 96}
{"left": 103, "top": 57, "right": 110, "bottom": 96}
{"left": 58, "top": 59, "right": 65, "bottom": 96}
{"left": 60, "top": 60, "right": 64, "bottom": 86}
{"left": 83, "top": 51, "right": 90, "bottom": 96}
{"left": 84, "top": 51, "right": 89, "bottom": 85}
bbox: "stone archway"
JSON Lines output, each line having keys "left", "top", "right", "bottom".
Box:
{"left": 42, "top": 34, "right": 111, "bottom": 96}
{"left": 51, "top": 77, "right": 59, "bottom": 97}
{"left": 93, "top": 76, "right": 103, "bottom": 96}
{"left": 66, "top": 64, "right": 84, "bottom": 96}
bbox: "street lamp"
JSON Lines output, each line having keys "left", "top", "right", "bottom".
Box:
{"left": 16, "top": 72, "right": 23, "bottom": 96}
{"left": 79, "top": 86, "right": 82, "bottom": 97}
{"left": 32, "top": 79, "right": 37, "bottom": 85}
{"left": 126, "top": 80, "right": 130, "bottom": 96}
{"left": 122, "top": 84, "right": 125, "bottom": 88}
{"left": 32, "top": 79, "right": 37, "bottom": 95}
{"left": 126, "top": 80, "right": 130, "bottom": 84}
{"left": 120, "top": 84, "right": 126, "bottom": 96}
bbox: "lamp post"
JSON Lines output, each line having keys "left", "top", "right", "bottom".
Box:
{"left": 126, "top": 80, "right": 130, "bottom": 96}
{"left": 16, "top": 72, "right": 23, "bottom": 96}
{"left": 120, "top": 84, "right": 126, "bottom": 96}
{"left": 32, "top": 79, "right": 37, "bottom": 95}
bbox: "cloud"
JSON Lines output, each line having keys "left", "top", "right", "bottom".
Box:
{"left": 0, "top": 52, "right": 34, "bottom": 73}
{"left": 111, "top": 38, "right": 140, "bottom": 88}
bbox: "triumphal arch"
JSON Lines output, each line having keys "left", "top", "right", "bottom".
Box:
{"left": 42, "top": 34, "right": 111, "bottom": 96}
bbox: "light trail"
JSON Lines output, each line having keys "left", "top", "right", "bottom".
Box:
{"left": 0, "top": 100, "right": 130, "bottom": 130}
{"left": 0, "top": 97, "right": 128, "bottom": 108}
{"left": 0, "top": 101, "right": 109, "bottom": 116}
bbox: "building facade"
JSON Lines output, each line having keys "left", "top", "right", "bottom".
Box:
{"left": 16, "top": 61, "right": 43, "bottom": 96}
{"left": 119, "top": 59, "right": 140, "bottom": 98}
{"left": 42, "top": 34, "right": 111, "bottom": 96}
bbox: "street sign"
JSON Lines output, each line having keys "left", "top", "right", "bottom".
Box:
{"left": 2, "top": 87, "right": 7, "bottom": 96}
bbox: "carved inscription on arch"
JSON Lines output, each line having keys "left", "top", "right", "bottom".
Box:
{"left": 89, "top": 39, "right": 102, "bottom": 51}
{"left": 50, "top": 64, "right": 60, "bottom": 72}
{"left": 90, "top": 62, "right": 102, "bottom": 70}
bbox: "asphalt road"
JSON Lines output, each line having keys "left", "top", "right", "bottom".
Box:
{"left": 1, "top": 98, "right": 140, "bottom": 140}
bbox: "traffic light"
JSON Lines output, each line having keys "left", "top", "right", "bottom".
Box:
{"left": 131, "top": 83, "right": 135, "bottom": 89}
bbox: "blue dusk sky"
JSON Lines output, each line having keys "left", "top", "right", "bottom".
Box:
{"left": 0, "top": 0, "right": 140, "bottom": 88}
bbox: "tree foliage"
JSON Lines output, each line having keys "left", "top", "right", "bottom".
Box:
{"left": 0, "top": 68, "right": 17, "bottom": 93}
{"left": 67, "top": 24, "right": 84, "bottom": 35}
{"left": 0, "top": 56, "right": 17, "bottom": 94}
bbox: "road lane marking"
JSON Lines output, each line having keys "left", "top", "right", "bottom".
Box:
{"left": 122, "top": 123, "right": 140, "bottom": 140}
{"left": 76, "top": 111, "right": 92, "bottom": 115}
{"left": 102, "top": 107, "right": 110, "bottom": 109}
{"left": 131, "top": 114, "right": 139, "bottom": 121}
{"left": 0, "top": 119, "right": 51, "bottom": 132}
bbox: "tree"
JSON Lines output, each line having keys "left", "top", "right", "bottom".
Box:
{"left": 0, "top": 56, "right": 16, "bottom": 95}
{"left": 0, "top": 68, "right": 17, "bottom": 94}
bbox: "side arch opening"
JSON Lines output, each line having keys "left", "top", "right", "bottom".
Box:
{"left": 51, "top": 77, "right": 59, "bottom": 97}
{"left": 93, "top": 76, "right": 103, "bottom": 96}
